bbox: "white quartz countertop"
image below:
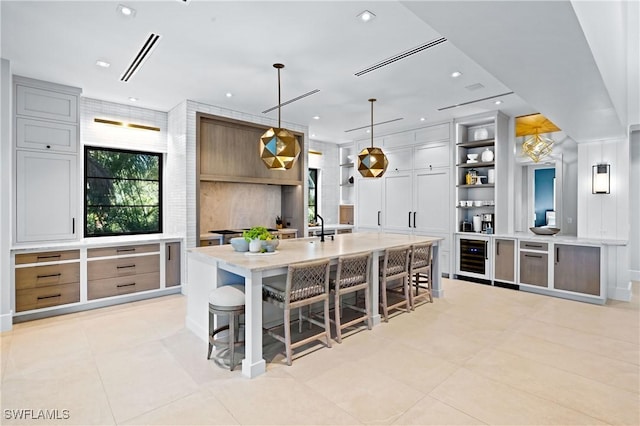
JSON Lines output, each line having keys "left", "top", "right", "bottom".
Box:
{"left": 189, "top": 232, "right": 442, "bottom": 272}
{"left": 455, "top": 231, "right": 627, "bottom": 246}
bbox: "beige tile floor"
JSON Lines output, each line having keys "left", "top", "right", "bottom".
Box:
{"left": 1, "top": 278, "right": 638, "bottom": 425}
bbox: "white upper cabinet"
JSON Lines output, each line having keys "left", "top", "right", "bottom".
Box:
{"left": 16, "top": 83, "right": 78, "bottom": 123}
{"left": 16, "top": 117, "right": 77, "bottom": 153}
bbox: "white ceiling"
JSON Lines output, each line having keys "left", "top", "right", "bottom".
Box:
{"left": 1, "top": 1, "right": 633, "bottom": 144}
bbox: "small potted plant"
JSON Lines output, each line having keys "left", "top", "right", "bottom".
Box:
{"left": 243, "top": 226, "right": 273, "bottom": 253}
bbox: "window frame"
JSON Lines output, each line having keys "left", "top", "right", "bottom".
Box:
{"left": 84, "top": 145, "right": 163, "bottom": 237}
{"left": 308, "top": 168, "right": 318, "bottom": 221}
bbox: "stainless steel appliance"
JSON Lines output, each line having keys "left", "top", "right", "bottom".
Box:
{"left": 481, "top": 214, "right": 494, "bottom": 233}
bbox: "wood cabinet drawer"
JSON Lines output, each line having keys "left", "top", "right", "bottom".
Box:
{"left": 88, "top": 254, "right": 159, "bottom": 281}
{"left": 88, "top": 272, "right": 160, "bottom": 300}
{"left": 519, "top": 241, "right": 548, "bottom": 252}
{"left": 16, "top": 282, "right": 80, "bottom": 312}
{"left": 519, "top": 252, "right": 548, "bottom": 287}
{"left": 15, "top": 262, "right": 79, "bottom": 290}
{"left": 16, "top": 249, "right": 79, "bottom": 265}
{"left": 88, "top": 244, "right": 159, "bottom": 258}
{"left": 16, "top": 117, "right": 77, "bottom": 152}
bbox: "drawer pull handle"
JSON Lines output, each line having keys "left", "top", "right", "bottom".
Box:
{"left": 117, "top": 283, "right": 136, "bottom": 288}
{"left": 525, "top": 244, "right": 543, "bottom": 248}
{"left": 37, "top": 254, "right": 61, "bottom": 260}
{"left": 37, "top": 294, "right": 61, "bottom": 300}
{"left": 117, "top": 264, "right": 136, "bottom": 269}
{"left": 117, "top": 248, "right": 136, "bottom": 253}
{"left": 524, "top": 254, "right": 542, "bottom": 259}
{"left": 36, "top": 273, "right": 62, "bottom": 279}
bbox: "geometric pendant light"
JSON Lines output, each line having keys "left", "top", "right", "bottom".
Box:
{"left": 357, "top": 98, "right": 388, "bottom": 178}
{"left": 259, "top": 63, "right": 301, "bottom": 170}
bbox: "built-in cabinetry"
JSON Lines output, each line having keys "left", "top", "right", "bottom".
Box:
{"left": 338, "top": 144, "right": 355, "bottom": 226}
{"left": 519, "top": 241, "right": 548, "bottom": 287}
{"left": 493, "top": 238, "right": 515, "bottom": 283}
{"left": 14, "top": 250, "right": 80, "bottom": 312}
{"left": 12, "top": 239, "right": 182, "bottom": 322}
{"left": 553, "top": 244, "right": 600, "bottom": 296}
{"left": 14, "top": 76, "right": 81, "bottom": 243}
{"left": 352, "top": 122, "right": 452, "bottom": 275}
{"left": 454, "top": 112, "right": 508, "bottom": 235}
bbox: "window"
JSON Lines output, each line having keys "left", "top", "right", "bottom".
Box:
{"left": 85, "top": 146, "right": 162, "bottom": 237}
{"left": 308, "top": 168, "right": 318, "bottom": 222}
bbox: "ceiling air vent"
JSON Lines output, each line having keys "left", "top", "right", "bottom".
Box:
{"left": 438, "top": 92, "right": 513, "bottom": 111}
{"left": 344, "top": 118, "right": 404, "bottom": 133}
{"left": 354, "top": 37, "right": 447, "bottom": 77}
{"left": 465, "top": 83, "right": 485, "bottom": 91}
{"left": 262, "top": 89, "right": 320, "bottom": 114}
{"left": 120, "top": 33, "right": 161, "bottom": 82}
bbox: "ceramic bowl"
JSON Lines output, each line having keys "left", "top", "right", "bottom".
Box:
{"left": 529, "top": 227, "right": 561, "bottom": 236}
{"left": 262, "top": 239, "right": 280, "bottom": 252}
{"left": 230, "top": 237, "right": 249, "bottom": 252}
{"left": 466, "top": 153, "right": 479, "bottom": 162}
{"left": 474, "top": 200, "right": 483, "bottom": 207}
{"left": 465, "top": 200, "right": 474, "bottom": 207}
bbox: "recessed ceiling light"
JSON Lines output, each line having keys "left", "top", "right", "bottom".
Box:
{"left": 96, "top": 60, "right": 111, "bottom": 68}
{"left": 365, "top": 129, "right": 370, "bottom": 133}
{"left": 128, "top": 97, "right": 138, "bottom": 102}
{"left": 451, "top": 71, "right": 462, "bottom": 78}
{"left": 420, "top": 117, "right": 426, "bottom": 122}
{"left": 225, "top": 92, "right": 233, "bottom": 98}
{"left": 494, "top": 100, "right": 503, "bottom": 105}
{"left": 117, "top": 4, "right": 136, "bottom": 17}
{"left": 313, "top": 116, "right": 320, "bottom": 120}
{"left": 357, "top": 10, "right": 376, "bottom": 22}
{"left": 311, "top": 134, "right": 316, "bottom": 137}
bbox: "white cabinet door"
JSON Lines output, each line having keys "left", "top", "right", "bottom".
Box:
{"left": 16, "top": 151, "right": 77, "bottom": 242}
{"left": 16, "top": 118, "right": 77, "bottom": 153}
{"left": 16, "top": 84, "right": 78, "bottom": 123}
{"left": 414, "top": 142, "right": 450, "bottom": 170}
{"left": 413, "top": 169, "right": 450, "bottom": 233}
{"left": 385, "top": 147, "right": 413, "bottom": 172}
{"left": 356, "top": 177, "right": 382, "bottom": 229}
{"left": 383, "top": 172, "right": 413, "bottom": 231}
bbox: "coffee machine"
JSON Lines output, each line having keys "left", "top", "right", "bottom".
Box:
{"left": 481, "top": 213, "right": 494, "bottom": 233}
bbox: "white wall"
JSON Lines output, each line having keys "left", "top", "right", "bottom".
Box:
{"left": 630, "top": 130, "right": 640, "bottom": 281}
{"left": 1, "top": 59, "right": 12, "bottom": 331}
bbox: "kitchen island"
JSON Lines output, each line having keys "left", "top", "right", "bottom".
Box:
{"left": 187, "top": 232, "right": 442, "bottom": 378}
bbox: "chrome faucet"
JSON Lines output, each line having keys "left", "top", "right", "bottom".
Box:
{"left": 316, "top": 214, "right": 325, "bottom": 242}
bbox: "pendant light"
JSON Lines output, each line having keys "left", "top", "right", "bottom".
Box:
{"left": 259, "top": 63, "right": 301, "bottom": 170}
{"left": 357, "top": 98, "right": 388, "bottom": 178}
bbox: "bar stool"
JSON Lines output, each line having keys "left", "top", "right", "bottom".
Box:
{"left": 379, "top": 245, "right": 411, "bottom": 322}
{"left": 409, "top": 243, "right": 433, "bottom": 309}
{"left": 331, "top": 251, "right": 372, "bottom": 343}
{"left": 207, "top": 284, "right": 245, "bottom": 371}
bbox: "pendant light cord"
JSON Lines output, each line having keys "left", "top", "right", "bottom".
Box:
{"left": 369, "top": 98, "right": 376, "bottom": 148}
{"left": 274, "top": 63, "right": 285, "bottom": 129}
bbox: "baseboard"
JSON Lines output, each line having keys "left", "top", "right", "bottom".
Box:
{"left": 629, "top": 269, "right": 640, "bottom": 282}
{"left": 1, "top": 311, "right": 13, "bottom": 332}
{"left": 608, "top": 282, "right": 633, "bottom": 302}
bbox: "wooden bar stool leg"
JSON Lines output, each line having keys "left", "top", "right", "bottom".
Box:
{"left": 335, "top": 291, "right": 342, "bottom": 343}
{"left": 364, "top": 287, "right": 372, "bottom": 330}
{"left": 284, "top": 309, "right": 292, "bottom": 366}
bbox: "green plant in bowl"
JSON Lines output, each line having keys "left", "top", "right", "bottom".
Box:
{"left": 243, "top": 226, "right": 273, "bottom": 242}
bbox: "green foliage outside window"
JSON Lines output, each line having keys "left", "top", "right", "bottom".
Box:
{"left": 85, "top": 147, "right": 162, "bottom": 237}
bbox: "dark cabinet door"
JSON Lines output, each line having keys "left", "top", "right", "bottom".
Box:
{"left": 494, "top": 239, "right": 515, "bottom": 282}
{"left": 166, "top": 242, "right": 181, "bottom": 287}
{"left": 520, "top": 252, "right": 548, "bottom": 287}
{"left": 554, "top": 244, "right": 600, "bottom": 295}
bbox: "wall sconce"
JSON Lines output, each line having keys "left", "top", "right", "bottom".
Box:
{"left": 592, "top": 163, "right": 610, "bottom": 194}
{"left": 94, "top": 118, "right": 160, "bottom": 132}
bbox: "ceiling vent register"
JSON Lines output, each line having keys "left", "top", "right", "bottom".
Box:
{"left": 354, "top": 37, "right": 447, "bottom": 77}
{"left": 438, "top": 91, "right": 513, "bottom": 111}
{"left": 120, "top": 33, "right": 161, "bottom": 82}
{"left": 261, "top": 89, "right": 320, "bottom": 114}
{"left": 344, "top": 117, "right": 404, "bottom": 133}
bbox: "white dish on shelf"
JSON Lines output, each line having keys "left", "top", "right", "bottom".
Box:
{"left": 475, "top": 176, "right": 486, "bottom": 185}
{"left": 466, "top": 153, "right": 478, "bottom": 162}
{"left": 466, "top": 159, "right": 478, "bottom": 164}
{"left": 473, "top": 200, "right": 483, "bottom": 207}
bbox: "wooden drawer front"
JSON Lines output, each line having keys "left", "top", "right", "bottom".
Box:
{"left": 88, "top": 272, "right": 160, "bottom": 300}
{"left": 88, "top": 254, "right": 159, "bottom": 281}
{"left": 16, "top": 282, "right": 80, "bottom": 312}
{"left": 519, "top": 252, "right": 548, "bottom": 287}
{"left": 15, "top": 263, "right": 80, "bottom": 290}
{"left": 279, "top": 232, "right": 296, "bottom": 240}
{"left": 88, "top": 244, "right": 159, "bottom": 258}
{"left": 16, "top": 117, "right": 77, "bottom": 152}
{"left": 16, "top": 250, "right": 80, "bottom": 265}
{"left": 16, "top": 84, "right": 78, "bottom": 123}
{"left": 519, "top": 241, "right": 548, "bottom": 252}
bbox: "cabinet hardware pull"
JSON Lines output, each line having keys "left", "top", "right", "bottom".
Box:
{"left": 37, "top": 254, "right": 61, "bottom": 260}
{"left": 117, "top": 264, "right": 136, "bottom": 269}
{"left": 525, "top": 254, "right": 542, "bottom": 259}
{"left": 556, "top": 247, "right": 559, "bottom": 263}
{"left": 168, "top": 245, "right": 171, "bottom": 261}
{"left": 485, "top": 241, "right": 488, "bottom": 260}
{"left": 117, "top": 248, "right": 136, "bottom": 253}
{"left": 413, "top": 212, "right": 417, "bottom": 228}
{"left": 408, "top": 212, "right": 411, "bottom": 228}
{"left": 37, "top": 294, "right": 61, "bottom": 300}
{"left": 377, "top": 211, "right": 381, "bottom": 226}
{"left": 496, "top": 241, "right": 500, "bottom": 256}
{"left": 526, "top": 244, "right": 543, "bottom": 248}
{"left": 117, "top": 283, "right": 136, "bottom": 288}
{"left": 72, "top": 218, "right": 75, "bottom": 234}
{"left": 36, "top": 273, "right": 62, "bottom": 279}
